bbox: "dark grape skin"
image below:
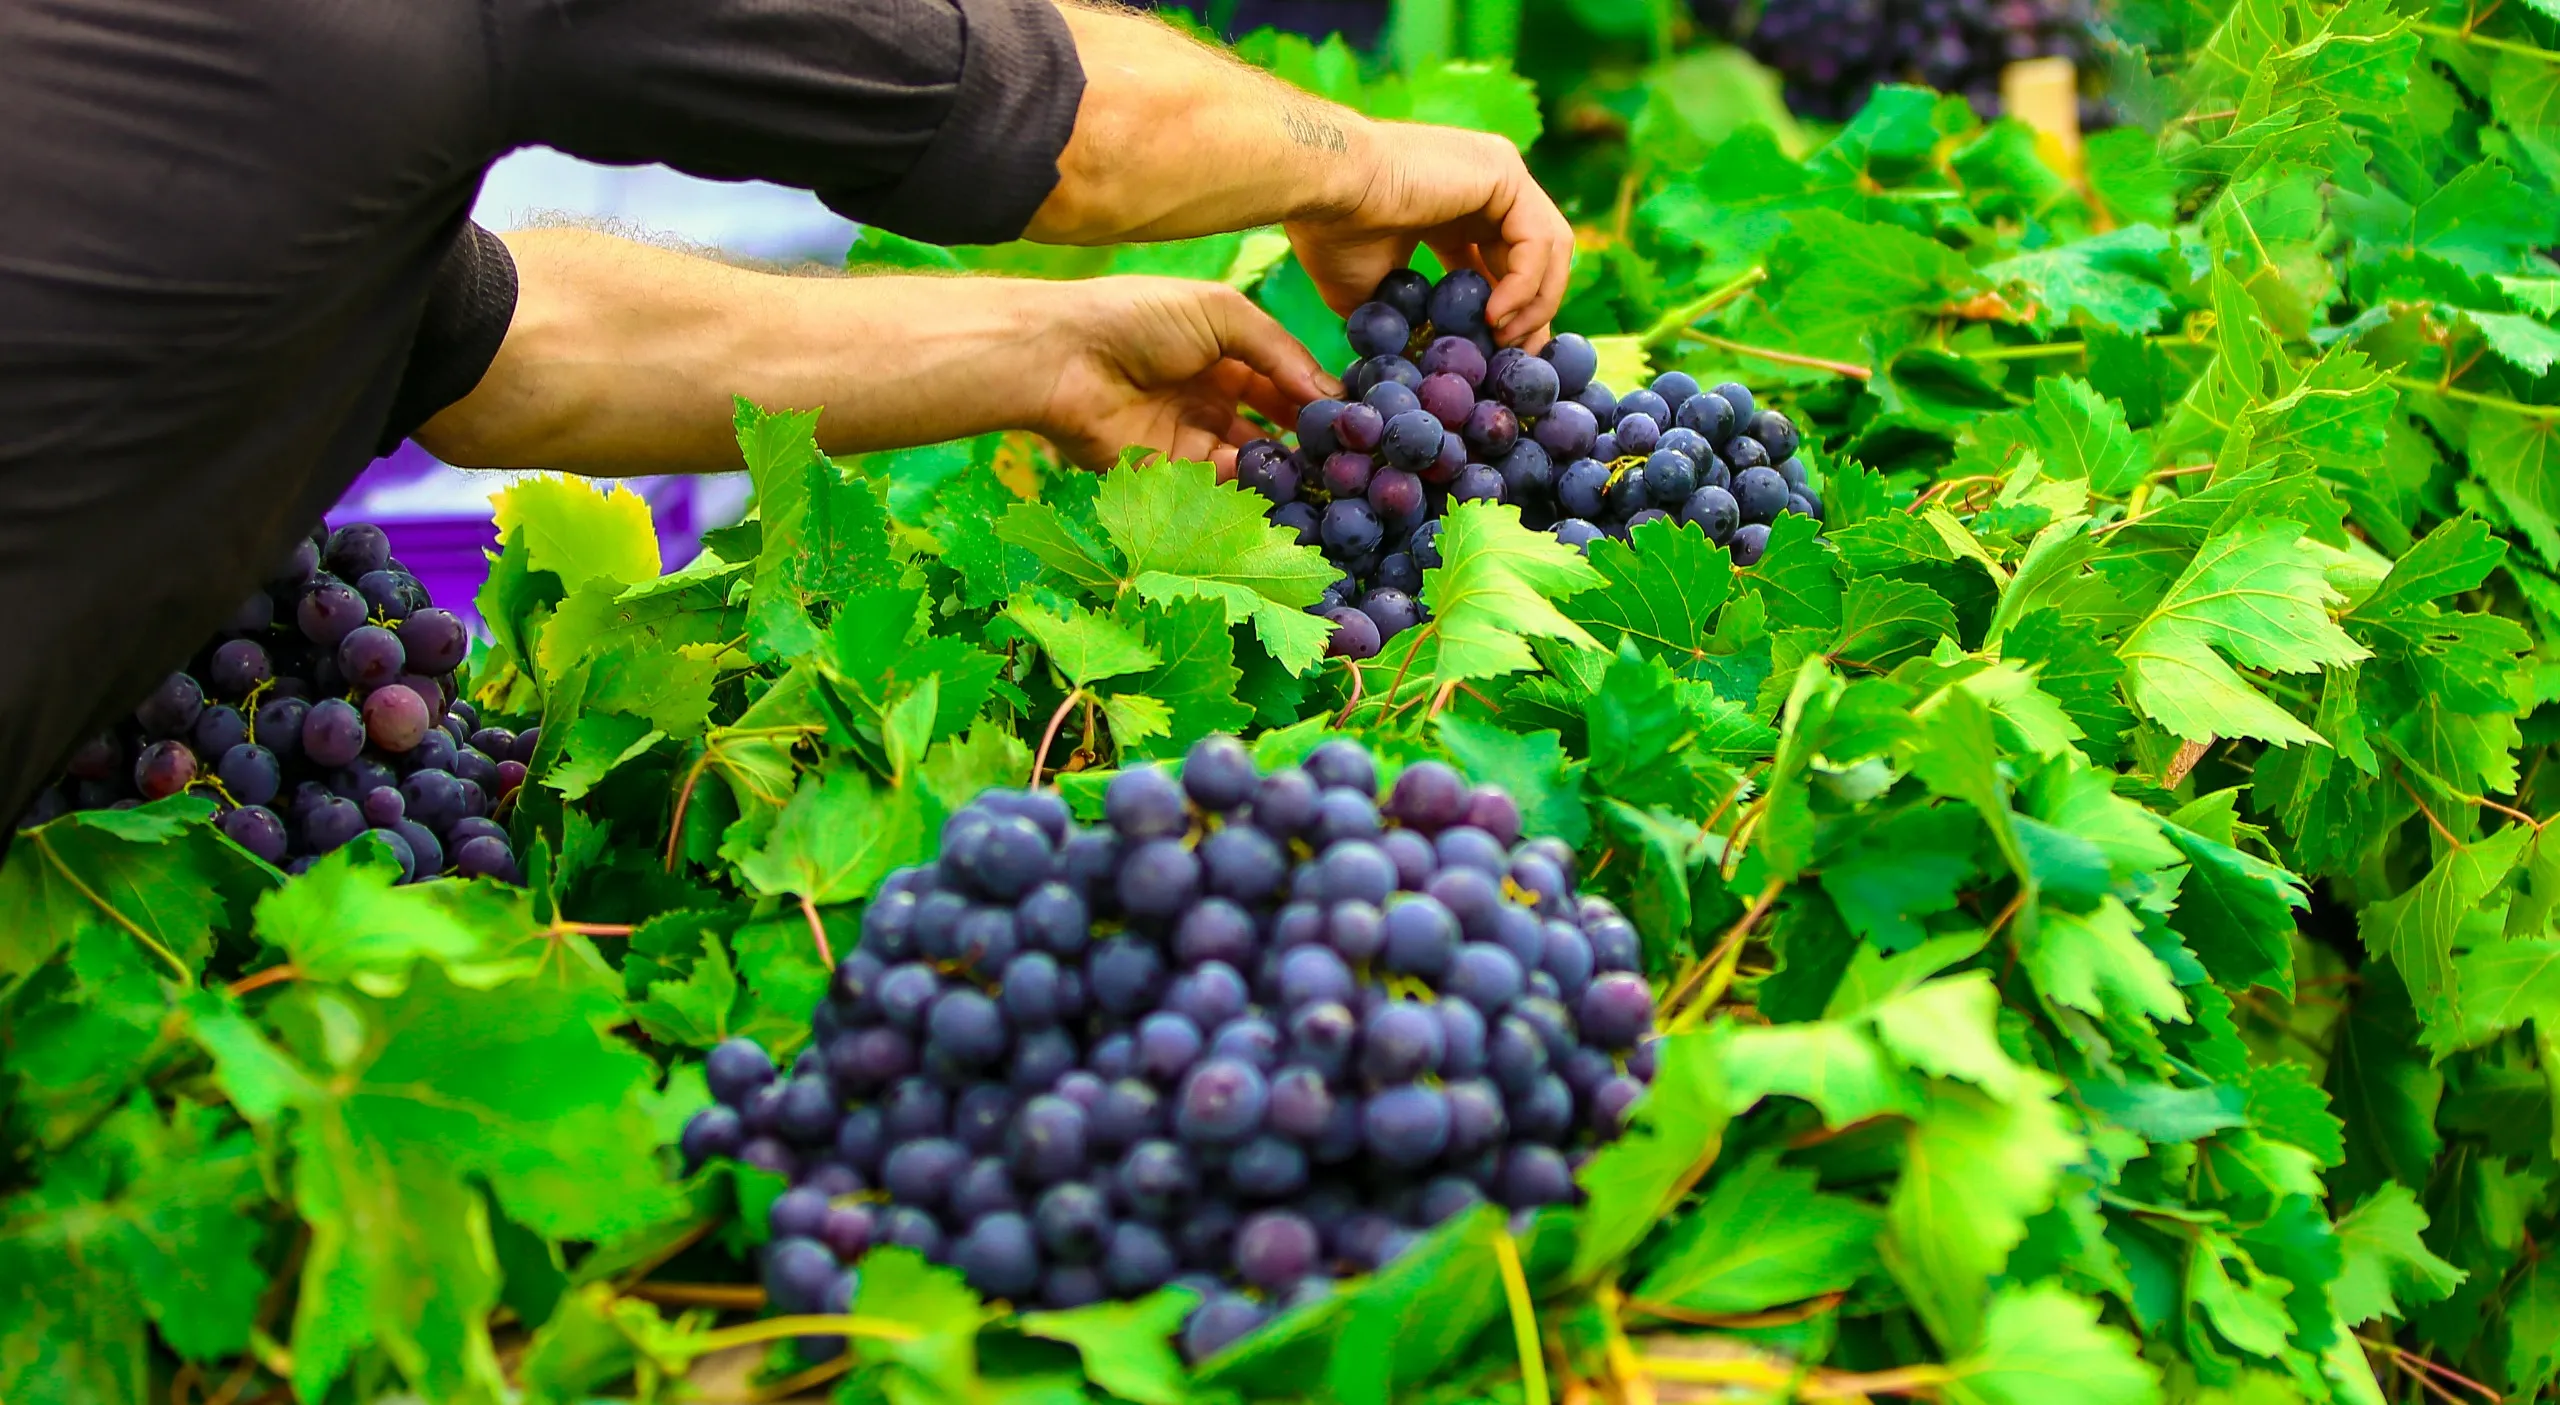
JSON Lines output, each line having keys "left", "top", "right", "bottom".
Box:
{"left": 1296, "top": 399, "right": 1346, "bottom": 458}
{"left": 1323, "top": 607, "right": 1382, "bottom": 661}
{"left": 1541, "top": 333, "right": 1598, "bottom": 397}
{"left": 1733, "top": 467, "right": 1790, "bottom": 525}
{"left": 1372, "top": 267, "right": 1432, "bottom": 327}
{"left": 296, "top": 579, "right": 368, "bottom": 647}
{"left": 1451, "top": 464, "right": 1506, "bottom": 505}
{"left": 1554, "top": 519, "right": 1604, "bottom": 553}
{"left": 1356, "top": 588, "right": 1421, "bottom": 641}
{"left": 1427, "top": 268, "right": 1493, "bottom": 335}
{"left": 1319, "top": 499, "right": 1384, "bottom": 559}
{"left": 134, "top": 740, "right": 198, "bottom": 800}
{"left": 135, "top": 672, "right": 206, "bottom": 738}
{"left": 1681, "top": 486, "right": 1741, "bottom": 542}
{"left": 1345, "top": 300, "right": 1411, "bottom": 358}
{"left": 1332, "top": 401, "right": 1385, "bottom": 454}
{"left": 1492, "top": 354, "right": 1560, "bottom": 418}
{"left": 1237, "top": 440, "right": 1297, "bottom": 503}
{"left": 360, "top": 685, "right": 431, "bottom": 753}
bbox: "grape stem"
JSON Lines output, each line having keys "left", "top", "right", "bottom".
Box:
{"left": 624, "top": 1282, "right": 767, "bottom": 1308}
{"left": 1636, "top": 266, "right": 1770, "bottom": 351}
{"left": 2413, "top": 18, "right": 2560, "bottom": 62}
{"left": 1492, "top": 1231, "right": 1551, "bottom": 1405}
{"left": 681, "top": 1313, "right": 923, "bottom": 1355}
{"left": 1029, "top": 688, "right": 1088, "bottom": 789}
{"left": 226, "top": 963, "right": 301, "bottom": 997}
{"left": 1660, "top": 874, "right": 1787, "bottom": 1031}
{"left": 30, "top": 830, "right": 194, "bottom": 985}
{"left": 799, "top": 892, "right": 835, "bottom": 969}
{"left": 2385, "top": 374, "right": 2560, "bottom": 418}
{"left": 1675, "top": 330, "right": 1872, "bottom": 381}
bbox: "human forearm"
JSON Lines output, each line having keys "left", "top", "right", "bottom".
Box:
{"left": 413, "top": 228, "right": 1329, "bottom": 475}
{"left": 1028, "top": 1, "right": 1573, "bottom": 343}
{"left": 1026, "top": 1, "right": 1372, "bottom": 244}
{"left": 419, "top": 230, "right": 1075, "bottom": 473}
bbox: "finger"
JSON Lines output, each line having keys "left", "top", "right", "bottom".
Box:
{"left": 1196, "top": 288, "right": 1334, "bottom": 409}
{"left": 1485, "top": 190, "right": 1573, "bottom": 344}
{"left": 1238, "top": 370, "right": 1297, "bottom": 428}
{"left": 1211, "top": 444, "right": 1241, "bottom": 480}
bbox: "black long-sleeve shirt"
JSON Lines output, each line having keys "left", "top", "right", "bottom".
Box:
{"left": 0, "top": 0, "right": 1085, "bottom": 821}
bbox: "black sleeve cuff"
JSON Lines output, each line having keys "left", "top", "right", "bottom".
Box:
{"left": 380, "top": 221, "right": 517, "bottom": 454}
{"left": 819, "top": 0, "right": 1086, "bottom": 244}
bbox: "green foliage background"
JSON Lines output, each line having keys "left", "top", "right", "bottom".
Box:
{"left": 14, "top": 0, "right": 2560, "bottom": 1399}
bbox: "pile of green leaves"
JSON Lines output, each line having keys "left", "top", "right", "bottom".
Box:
{"left": 16, "top": 1, "right": 2560, "bottom": 1401}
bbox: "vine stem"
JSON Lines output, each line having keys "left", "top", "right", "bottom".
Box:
{"left": 31, "top": 830, "right": 194, "bottom": 985}
{"left": 664, "top": 749, "right": 714, "bottom": 874}
{"left": 1028, "top": 688, "right": 1087, "bottom": 790}
{"left": 682, "top": 1313, "right": 922, "bottom": 1354}
{"left": 1492, "top": 1232, "right": 1550, "bottom": 1405}
{"left": 2412, "top": 17, "right": 2560, "bottom": 62}
{"left": 1661, "top": 874, "right": 1787, "bottom": 1031}
{"left": 2386, "top": 374, "right": 2560, "bottom": 418}
{"left": 624, "top": 1282, "right": 766, "bottom": 1308}
{"left": 1623, "top": 1292, "right": 1845, "bottom": 1328}
{"left": 225, "top": 964, "right": 301, "bottom": 997}
{"left": 1675, "top": 330, "right": 1873, "bottom": 380}
{"left": 799, "top": 893, "right": 835, "bottom": 970}
{"left": 1637, "top": 265, "right": 1769, "bottom": 349}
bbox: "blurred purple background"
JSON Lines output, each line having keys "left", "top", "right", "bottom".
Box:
{"left": 332, "top": 147, "right": 850, "bottom": 629}
{"left": 328, "top": 441, "right": 750, "bottom": 631}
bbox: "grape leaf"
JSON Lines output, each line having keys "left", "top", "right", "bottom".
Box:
{"left": 1739, "top": 208, "right": 1988, "bottom": 364}
{"left": 1019, "top": 1289, "right": 1197, "bottom": 1405}
{"left": 1119, "top": 595, "right": 1253, "bottom": 757}
{"left": 1421, "top": 501, "right": 1604, "bottom": 691}
{"left": 1941, "top": 1283, "right": 2162, "bottom": 1405}
{"left": 2370, "top": 822, "right": 2535, "bottom": 1044}
{"left": 1093, "top": 458, "right": 1338, "bottom": 673}
{"left": 1983, "top": 225, "right": 2178, "bottom": 335}
{"left": 1008, "top": 594, "right": 1162, "bottom": 687}
{"left": 1883, "top": 1080, "right": 2082, "bottom": 1349}
{"left": 0, "top": 1101, "right": 268, "bottom": 1405}
{"left": 1636, "top": 1152, "right": 1883, "bottom": 1312}
{"left": 253, "top": 841, "right": 603, "bottom": 995}
{"left": 2330, "top": 1182, "right": 2464, "bottom": 1324}
{"left": 186, "top": 963, "right": 683, "bottom": 1405}
{"left": 1831, "top": 577, "right": 1959, "bottom": 669}
{"left": 734, "top": 761, "right": 931, "bottom": 909}
{"left": 2157, "top": 817, "right": 2306, "bottom": 992}
{"left": 2118, "top": 518, "right": 2369, "bottom": 745}
{"left": 489, "top": 475, "right": 661, "bottom": 592}
{"left": 1735, "top": 512, "right": 1843, "bottom": 632}
{"left": 1564, "top": 514, "right": 1737, "bottom": 668}
{"left": 1433, "top": 714, "right": 1588, "bottom": 845}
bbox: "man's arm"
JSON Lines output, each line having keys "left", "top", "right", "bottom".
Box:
{"left": 1031, "top": 2, "right": 1573, "bottom": 346}
{"left": 412, "top": 228, "right": 1334, "bottom": 474}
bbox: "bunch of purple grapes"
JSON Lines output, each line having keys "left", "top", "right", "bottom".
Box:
{"left": 678, "top": 734, "right": 1658, "bottom": 1363}
{"left": 1235, "top": 267, "right": 1821, "bottom": 663}
{"left": 24, "top": 521, "right": 529, "bottom": 884}
{"left": 1692, "top": 0, "right": 2103, "bottom": 123}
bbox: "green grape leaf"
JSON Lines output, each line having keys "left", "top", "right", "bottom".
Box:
{"left": 1119, "top": 595, "right": 1253, "bottom": 757}
{"left": 1564, "top": 515, "right": 1737, "bottom": 668}
{"left": 1095, "top": 458, "right": 1337, "bottom": 673}
{"left": 1433, "top": 714, "right": 1589, "bottom": 845}
{"left": 1884, "top": 1080, "right": 2081, "bottom": 1349}
{"left": 733, "top": 761, "right": 931, "bottom": 909}
{"left": 2118, "top": 518, "right": 2369, "bottom": 745}
{"left": 2330, "top": 1182, "right": 2464, "bottom": 1324}
{"left": 0, "top": 1102, "right": 268, "bottom": 1405}
{"left": 1983, "top": 225, "right": 2178, "bottom": 335}
{"left": 1941, "top": 1283, "right": 2162, "bottom": 1405}
{"left": 1421, "top": 501, "right": 1604, "bottom": 691}
{"left": 1636, "top": 1152, "right": 1883, "bottom": 1312}
{"left": 2363, "top": 824, "right": 2532, "bottom": 1043}
{"left": 490, "top": 474, "right": 661, "bottom": 592}
{"left": 1008, "top": 594, "right": 1162, "bottom": 687}
{"left": 1019, "top": 1288, "right": 1197, "bottom": 1405}
{"left": 185, "top": 964, "right": 683, "bottom": 1405}
{"left": 253, "top": 841, "right": 601, "bottom": 995}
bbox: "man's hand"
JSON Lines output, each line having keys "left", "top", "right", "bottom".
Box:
{"left": 1028, "top": 278, "right": 1336, "bottom": 471}
{"left": 417, "top": 230, "right": 1332, "bottom": 479}
{"left": 1031, "top": 2, "right": 1571, "bottom": 347}
{"left": 1283, "top": 124, "right": 1573, "bottom": 348}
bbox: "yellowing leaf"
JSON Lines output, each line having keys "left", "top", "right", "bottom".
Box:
{"left": 489, "top": 476, "right": 661, "bottom": 591}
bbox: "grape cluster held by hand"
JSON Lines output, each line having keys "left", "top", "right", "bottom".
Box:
{"left": 1236, "top": 267, "right": 1823, "bottom": 662}
{"left": 680, "top": 734, "right": 1658, "bottom": 1363}
{"left": 24, "top": 521, "right": 528, "bottom": 883}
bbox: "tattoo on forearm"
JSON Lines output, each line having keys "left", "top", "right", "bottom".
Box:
{"left": 1281, "top": 104, "right": 1348, "bottom": 153}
